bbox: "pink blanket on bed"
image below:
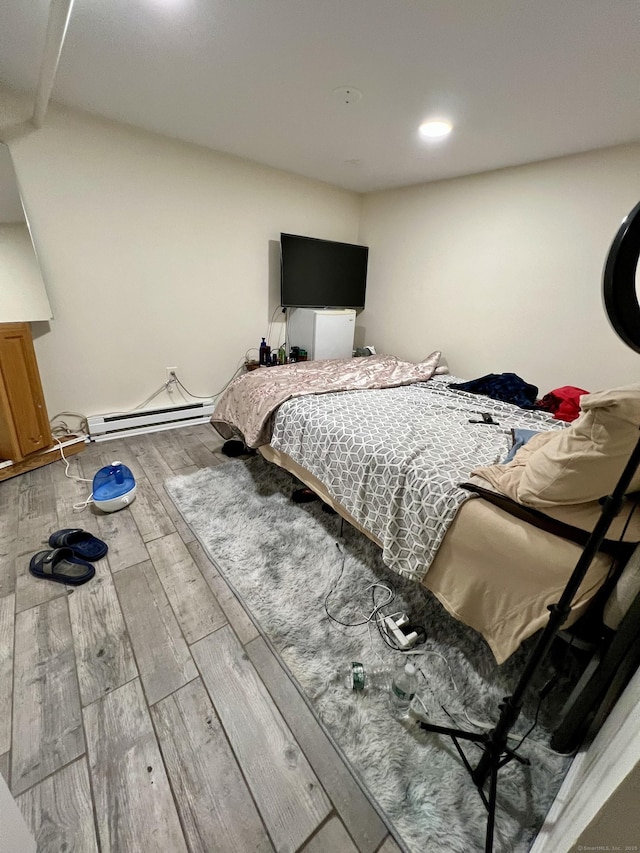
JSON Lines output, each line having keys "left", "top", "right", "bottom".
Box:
{"left": 211, "top": 352, "right": 441, "bottom": 447}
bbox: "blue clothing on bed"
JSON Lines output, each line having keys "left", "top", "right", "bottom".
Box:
{"left": 449, "top": 373, "right": 538, "bottom": 410}
{"left": 502, "top": 428, "right": 541, "bottom": 463}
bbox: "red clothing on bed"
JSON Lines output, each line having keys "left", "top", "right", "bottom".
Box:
{"left": 535, "top": 386, "right": 589, "bottom": 422}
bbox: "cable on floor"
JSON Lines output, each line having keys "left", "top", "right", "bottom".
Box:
{"left": 50, "top": 411, "right": 89, "bottom": 438}
{"left": 324, "top": 543, "right": 395, "bottom": 628}
{"left": 53, "top": 438, "right": 94, "bottom": 510}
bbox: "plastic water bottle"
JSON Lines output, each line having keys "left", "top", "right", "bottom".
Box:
{"left": 344, "top": 662, "right": 390, "bottom": 692}
{"left": 389, "top": 662, "right": 418, "bottom": 715}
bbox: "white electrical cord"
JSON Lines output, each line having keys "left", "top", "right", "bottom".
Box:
{"left": 362, "top": 583, "right": 395, "bottom": 621}
{"left": 108, "top": 381, "right": 175, "bottom": 416}
{"left": 95, "top": 343, "right": 268, "bottom": 426}
{"left": 411, "top": 649, "right": 458, "bottom": 694}
{"left": 105, "top": 362, "right": 243, "bottom": 418}
{"left": 61, "top": 339, "right": 277, "bottom": 443}
{"left": 53, "top": 438, "right": 94, "bottom": 510}
{"left": 50, "top": 411, "right": 89, "bottom": 438}
{"left": 266, "top": 304, "right": 284, "bottom": 350}
{"left": 54, "top": 437, "right": 92, "bottom": 483}
{"left": 172, "top": 366, "right": 244, "bottom": 402}
{"left": 276, "top": 310, "right": 287, "bottom": 350}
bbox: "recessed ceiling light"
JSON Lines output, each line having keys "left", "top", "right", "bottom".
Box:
{"left": 419, "top": 119, "right": 453, "bottom": 140}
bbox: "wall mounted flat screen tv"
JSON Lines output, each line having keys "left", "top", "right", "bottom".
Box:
{"left": 280, "top": 233, "right": 369, "bottom": 309}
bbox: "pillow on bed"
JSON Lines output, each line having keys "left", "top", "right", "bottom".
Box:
{"left": 422, "top": 352, "right": 449, "bottom": 374}
{"left": 434, "top": 353, "right": 449, "bottom": 375}
{"left": 517, "top": 385, "right": 640, "bottom": 506}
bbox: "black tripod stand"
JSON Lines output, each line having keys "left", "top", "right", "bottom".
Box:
{"left": 418, "top": 434, "right": 640, "bottom": 852}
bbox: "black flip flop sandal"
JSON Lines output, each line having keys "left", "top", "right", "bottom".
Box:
{"left": 48, "top": 528, "right": 108, "bottom": 561}
{"left": 29, "top": 548, "right": 96, "bottom": 586}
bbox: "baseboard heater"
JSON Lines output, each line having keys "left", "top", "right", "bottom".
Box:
{"left": 87, "top": 401, "right": 215, "bottom": 442}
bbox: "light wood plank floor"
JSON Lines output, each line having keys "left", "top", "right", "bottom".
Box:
{"left": 0, "top": 426, "right": 400, "bottom": 853}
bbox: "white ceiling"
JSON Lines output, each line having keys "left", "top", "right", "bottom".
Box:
{"left": 1, "top": 0, "right": 640, "bottom": 192}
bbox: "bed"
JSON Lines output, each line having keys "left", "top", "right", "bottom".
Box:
{"left": 212, "top": 354, "right": 640, "bottom": 663}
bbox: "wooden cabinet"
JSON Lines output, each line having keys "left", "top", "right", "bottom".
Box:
{"left": 0, "top": 323, "right": 84, "bottom": 481}
{"left": 0, "top": 322, "right": 53, "bottom": 462}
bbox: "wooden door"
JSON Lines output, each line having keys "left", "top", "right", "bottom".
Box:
{"left": 0, "top": 323, "right": 52, "bottom": 461}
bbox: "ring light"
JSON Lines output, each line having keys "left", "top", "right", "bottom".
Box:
{"left": 603, "top": 199, "right": 640, "bottom": 354}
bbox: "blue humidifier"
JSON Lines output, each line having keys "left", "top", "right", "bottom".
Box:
{"left": 92, "top": 461, "right": 137, "bottom": 512}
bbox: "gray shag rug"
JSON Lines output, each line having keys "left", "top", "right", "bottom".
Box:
{"left": 165, "top": 456, "right": 573, "bottom": 853}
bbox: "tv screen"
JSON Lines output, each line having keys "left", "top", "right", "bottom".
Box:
{"left": 280, "top": 233, "right": 368, "bottom": 309}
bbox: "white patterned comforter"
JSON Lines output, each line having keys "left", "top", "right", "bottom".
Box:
{"left": 270, "top": 376, "right": 562, "bottom": 581}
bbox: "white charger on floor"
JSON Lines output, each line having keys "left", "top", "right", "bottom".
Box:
{"left": 383, "top": 613, "right": 420, "bottom": 649}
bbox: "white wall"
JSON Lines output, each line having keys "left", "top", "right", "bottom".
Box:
{"left": 0, "top": 224, "right": 52, "bottom": 322}
{"left": 358, "top": 144, "right": 640, "bottom": 393}
{"left": 0, "top": 89, "right": 361, "bottom": 416}
{"left": 531, "top": 664, "right": 640, "bottom": 852}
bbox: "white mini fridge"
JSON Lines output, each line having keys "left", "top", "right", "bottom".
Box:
{"left": 288, "top": 308, "right": 356, "bottom": 361}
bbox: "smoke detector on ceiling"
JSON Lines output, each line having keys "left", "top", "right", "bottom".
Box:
{"left": 333, "top": 86, "right": 363, "bottom": 105}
